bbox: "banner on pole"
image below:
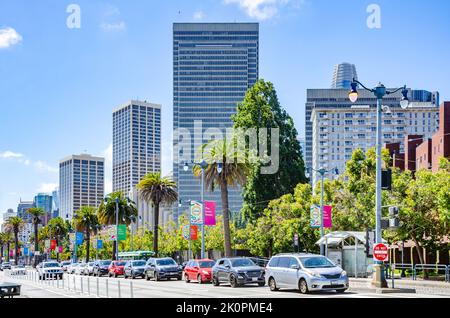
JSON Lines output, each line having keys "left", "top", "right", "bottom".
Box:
{"left": 76, "top": 232, "right": 83, "bottom": 245}
{"left": 118, "top": 224, "right": 127, "bottom": 241}
{"left": 51, "top": 239, "right": 57, "bottom": 250}
{"left": 190, "top": 225, "right": 198, "bottom": 240}
{"left": 97, "top": 239, "right": 103, "bottom": 249}
{"left": 190, "top": 201, "right": 203, "bottom": 225}
{"left": 204, "top": 201, "right": 216, "bottom": 226}
{"left": 323, "top": 205, "right": 332, "bottom": 228}
{"left": 310, "top": 205, "right": 333, "bottom": 228}
{"left": 310, "top": 205, "right": 321, "bottom": 228}
{"left": 182, "top": 225, "right": 190, "bottom": 240}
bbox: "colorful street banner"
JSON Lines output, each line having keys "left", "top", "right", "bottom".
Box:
{"left": 323, "top": 205, "right": 332, "bottom": 228}
{"left": 69, "top": 233, "right": 75, "bottom": 244}
{"left": 190, "top": 201, "right": 203, "bottom": 225}
{"left": 44, "top": 239, "right": 50, "bottom": 249}
{"left": 204, "top": 201, "right": 216, "bottom": 226}
{"left": 118, "top": 224, "right": 127, "bottom": 241}
{"left": 310, "top": 205, "right": 321, "bottom": 228}
{"left": 58, "top": 246, "right": 63, "bottom": 253}
{"left": 310, "top": 205, "right": 333, "bottom": 228}
{"left": 24, "top": 247, "right": 29, "bottom": 255}
{"left": 182, "top": 225, "right": 190, "bottom": 240}
{"left": 51, "top": 239, "right": 57, "bottom": 250}
{"left": 97, "top": 239, "right": 103, "bottom": 249}
{"left": 76, "top": 232, "right": 84, "bottom": 245}
{"left": 190, "top": 225, "right": 198, "bottom": 240}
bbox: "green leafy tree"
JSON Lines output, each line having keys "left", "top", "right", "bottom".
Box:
{"left": 232, "top": 79, "right": 307, "bottom": 221}
{"left": 4, "top": 216, "right": 24, "bottom": 264}
{"left": 194, "top": 138, "right": 250, "bottom": 257}
{"left": 73, "top": 207, "right": 100, "bottom": 262}
{"left": 137, "top": 172, "right": 178, "bottom": 257}
{"left": 48, "top": 217, "right": 69, "bottom": 261}
{"left": 98, "top": 192, "right": 138, "bottom": 260}
{"left": 26, "top": 207, "right": 45, "bottom": 265}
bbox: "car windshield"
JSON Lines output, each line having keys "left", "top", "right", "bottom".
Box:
{"left": 132, "top": 261, "right": 146, "bottom": 266}
{"left": 300, "top": 257, "right": 335, "bottom": 268}
{"left": 100, "top": 261, "right": 111, "bottom": 266}
{"left": 156, "top": 259, "right": 176, "bottom": 266}
{"left": 80, "top": 263, "right": 86, "bottom": 267}
{"left": 62, "top": 262, "right": 71, "bottom": 265}
{"left": 198, "top": 261, "right": 215, "bottom": 268}
{"left": 230, "top": 259, "right": 256, "bottom": 267}
{"left": 115, "top": 262, "right": 127, "bottom": 266}
{"left": 88, "top": 262, "right": 94, "bottom": 266}
{"left": 44, "top": 263, "right": 59, "bottom": 268}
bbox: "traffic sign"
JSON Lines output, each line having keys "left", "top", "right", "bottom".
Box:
{"left": 373, "top": 243, "right": 389, "bottom": 262}
{"left": 293, "top": 233, "right": 299, "bottom": 246}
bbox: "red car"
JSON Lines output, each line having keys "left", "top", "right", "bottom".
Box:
{"left": 108, "top": 261, "right": 127, "bottom": 278}
{"left": 183, "top": 259, "right": 216, "bottom": 284}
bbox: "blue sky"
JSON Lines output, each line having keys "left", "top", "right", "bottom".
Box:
{"left": 1, "top": 0, "right": 449, "bottom": 216}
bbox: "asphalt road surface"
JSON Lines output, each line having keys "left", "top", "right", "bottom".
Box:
{"left": 1, "top": 270, "right": 447, "bottom": 298}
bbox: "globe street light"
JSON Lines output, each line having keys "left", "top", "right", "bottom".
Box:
{"left": 348, "top": 78, "right": 409, "bottom": 288}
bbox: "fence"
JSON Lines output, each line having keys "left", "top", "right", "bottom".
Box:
{"left": 385, "top": 263, "right": 449, "bottom": 282}
{"left": 3, "top": 269, "right": 135, "bottom": 298}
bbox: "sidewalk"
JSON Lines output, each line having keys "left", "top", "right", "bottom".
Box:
{"left": 350, "top": 277, "right": 450, "bottom": 296}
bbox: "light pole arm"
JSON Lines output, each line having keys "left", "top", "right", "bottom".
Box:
{"left": 386, "top": 85, "right": 406, "bottom": 95}
{"left": 352, "top": 78, "right": 374, "bottom": 93}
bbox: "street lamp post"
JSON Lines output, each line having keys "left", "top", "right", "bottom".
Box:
{"left": 306, "top": 167, "right": 338, "bottom": 256}
{"left": 115, "top": 197, "right": 119, "bottom": 261}
{"left": 184, "top": 160, "right": 209, "bottom": 259}
{"left": 349, "top": 78, "right": 409, "bottom": 288}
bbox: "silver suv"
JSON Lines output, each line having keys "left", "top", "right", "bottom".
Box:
{"left": 37, "top": 261, "right": 64, "bottom": 280}
{"left": 265, "top": 253, "right": 348, "bottom": 294}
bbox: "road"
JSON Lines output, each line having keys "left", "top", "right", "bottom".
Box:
{"left": 1, "top": 270, "right": 447, "bottom": 298}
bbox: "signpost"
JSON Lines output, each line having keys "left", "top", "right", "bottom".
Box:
{"left": 373, "top": 243, "right": 389, "bottom": 262}
{"left": 293, "top": 233, "right": 299, "bottom": 252}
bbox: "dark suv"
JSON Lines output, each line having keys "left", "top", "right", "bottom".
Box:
{"left": 212, "top": 257, "right": 265, "bottom": 288}
{"left": 93, "top": 260, "right": 112, "bottom": 277}
{"left": 144, "top": 257, "right": 182, "bottom": 281}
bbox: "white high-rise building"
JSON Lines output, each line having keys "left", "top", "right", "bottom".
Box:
{"left": 59, "top": 154, "right": 105, "bottom": 221}
{"left": 112, "top": 100, "right": 161, "bottom": 198}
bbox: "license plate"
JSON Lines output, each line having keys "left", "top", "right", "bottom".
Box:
{"left": 252, "top": 277, "right": 258, "bottom": 281}
{"left": 331, "top": 280, "right": 338, "bottom": 285}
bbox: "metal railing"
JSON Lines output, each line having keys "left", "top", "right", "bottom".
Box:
{"left": 412, "top": 264, "right": 449, "bottom": 282}
{"left": 3, "top": 269, "right": 135, "bottom": 297}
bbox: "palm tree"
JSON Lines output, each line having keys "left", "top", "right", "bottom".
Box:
{"left": 27, "top": 207, "right": 45, "bottom": 266}
{"left": 0, "top": 232, "right": 8, "bottom": 263}
{"left": 136, "top": 173, "right": 178, "bottom": 257}
{"left": 98, "top": 192, "right": 137, "bottom": 260}
{"left": 193, "top": 139, "right": 250, "bottom": 257}
{"left": 73, "top": 207, "right": 99, "bottom": 263}
{"left": 4, "top": 216, "right": 25, "bottom": 264}
{"left": 1, "top": 231, "right": 13, "bottom": 262}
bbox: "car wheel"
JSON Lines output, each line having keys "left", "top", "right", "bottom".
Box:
{"left": 269, "top": 277, "right": 279, "bottom": 291}
{"left": 336, "top": 289, "right": 347, "bottom": 294}
{"left": 212, "top": 276, "right": 220, "bottom": 286}
{"left": 177, "top": 275, "right": 182, "bottom": 281}
{"left": 145, "top": 273, "right": 150, "bottom": 281}
{"left": 114, "top": 272, "right": 117, "bottom": 278}
{"left": 258, "top": 282, "right": 265, "bottom": 287}
{"left": 131, "top": 273, "right": 135, "bottom": 279}
{"left": 230, "top": 275, "right": 239, "bottom": 288}
{"left": 155, "top": 272, "right": 160, "bottom": 281}
{"left": 185, "top": 274, "right": 190, "bottom": 283}
{"left": 299, "top": 279, "right": 309, "bottom": 294}
{"left": 197, "top": 275, "right": 203, "bottom": 284}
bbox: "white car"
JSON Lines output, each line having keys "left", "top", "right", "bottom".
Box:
{"left": 60, "top": 261, "right": 72, "bottom": 272}
{"left": 11, "top": 265, "right": 27, "bottom": 275}
{"left": 75, "top": 263, "right": 87, "bottom": 275}
{"left": 37, "top": 262, "right": 64, "bottom": 280}
{"left": 85, "top": 262, "right": 95, "bottom": 276}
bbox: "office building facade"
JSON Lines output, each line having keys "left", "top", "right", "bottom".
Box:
{"left": 34, "top": 193, "right": 53, "bottom": 225}
{"left": 308, "top": 89, "right": 439, "bottom": 185}
{"left": 173, "top": 23, "right": 259, "bottom": 220}
{"left": 59, "top": 154, "right": 104, "bottom": 221}
{"left": 113, "top": 100, "right": 161, "bottom": 197}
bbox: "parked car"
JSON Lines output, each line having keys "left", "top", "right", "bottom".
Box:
{"left": 1, "top": 262, "right": 12, "bottom": 271}
{"left": 93, "top": 260, "right": 112, "bottom": 277}
{"left": 67, "top": 263, "right": 79, "bottom": 274}
{"left": 212, "top": 257, "right": 265, "bottom": 288}
{"left": 265, "top": 253, "right": 349, "bottom": 294}
{"left": 124, "top": 260, "right": 147, "bottom": 279}
{"left": 108, "top": 261, "right": 127, "bottom": 278}
{"left": 11, "top": 265, "right": 27, "bottom": 275}
{"left": 184, "top": 259, "right": 216, "bottom": 284}
{"left": 144, "top": 257, "right": 183, "bottom": 281}
{"left": 84, "top": 262, "right": 96, "bottom": 276}
{"left": 60, "top": 261, "right": 72, "bottom": 272}
{"left": 75, "top": 263, "right": 87, "bottom": 275}
{"left": 37, "top": 261, "right": 63, "bottom": 280}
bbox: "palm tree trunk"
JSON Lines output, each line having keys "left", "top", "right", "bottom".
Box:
{"left": 220, "top": 179, "right": 232, "bottom": 257}
{"left": 86, "top": 229, "right": 90, "bottom": 263}
{"left": 1, "top": 245, "right": 3, "bottom": 263}
{"left": 153, "top": 203, "right": 160, "bottom": 257}
{"left": 34, "top": 222, "right": 39, "bottom": 267}
{"left": 7, "top": 242, "right": 11, "bottom": 262}
{"left": 14, "top": 231, "right": 19, "bottom": 265}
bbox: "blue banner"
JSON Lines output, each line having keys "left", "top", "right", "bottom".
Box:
{"left": 24, "top": 247, "right": 29, "bottom": 255}
{"left": 97, "top": 239, "right": 103, "bottom": 249}
{"left": 76, "top": 232, "right": 83, "bottom": 245}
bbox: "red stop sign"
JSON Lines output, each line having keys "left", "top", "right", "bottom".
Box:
{"left": 373, "top": 243, "right": 389, "bottom": 261}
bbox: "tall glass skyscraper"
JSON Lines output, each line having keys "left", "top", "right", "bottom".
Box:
{"left": 173, "top": 23, "right": 259, "bottom": 221}
{"left": 112, "top": 100, "right": 161, "bottom": 196}
{"left": 34, "top": 193, "right": 53, "bottom": 225}
{"left": 59, "top": 154, "right": 104, "bottom": 221}
{"left": 331, "top": 63, "right": 358, "bottom": 89}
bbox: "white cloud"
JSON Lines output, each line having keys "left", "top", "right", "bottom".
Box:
{"left": 0, "top": 150, "right": 57, "bottom": 173}
{"left": 0, "top": 150, "right": 24, "bottom": 158}
{"left": 100, "top": 21, "right": 126, "bottom": 32}
{"left": 103, "top": 143, "right": 113, "bottom": 194}
{"left": 224, "top": 0, "right": 299, "bottom": 20}
{"left": 34, "top": 161, "right": 58, "bottom": 173}
{"left": 193, "top": 10, "right": 205, "bottom": 20}
{"left": 37, "top": 183, "right": 58, "bottom": 194}
{"left": 0, "top": 27, "right": 22, "bottom": 49}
